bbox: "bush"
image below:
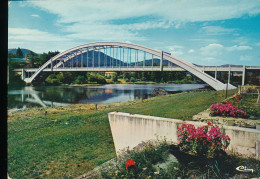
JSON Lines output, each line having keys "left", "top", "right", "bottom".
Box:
{"left": 130, "top": 77, "right": 136, "bottom": 83}
{"left": 210, "top": 103, "right": 247, "bottom": 118}
{"left": 177, "top": 123, "right": 230, "bottom": 158}
{"left": 101, "top": 141, "right": 171, "bottom": 178}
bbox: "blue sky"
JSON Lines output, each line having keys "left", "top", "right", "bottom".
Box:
{"left": 8, "top": 0, "right": 260, "bottom": 66}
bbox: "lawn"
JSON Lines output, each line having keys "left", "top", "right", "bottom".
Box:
{"left": 8, "top": 89, "right": 236, "bottom": 178}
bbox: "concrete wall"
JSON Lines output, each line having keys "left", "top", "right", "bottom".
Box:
{"left": 108, "top": 112, "right": 260, "bottom": 158}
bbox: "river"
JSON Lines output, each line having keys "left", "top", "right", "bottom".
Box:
{"left": 8, "top": 83, "right": 207, "bottom": 110}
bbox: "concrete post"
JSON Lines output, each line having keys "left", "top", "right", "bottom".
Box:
{"left": 51, "top": 58, "right": 53, "bottom": 72}
{"left": 21, "top": 68, "right": 25, "bottom": 80}
{"left": 228, "top": 65, "right": 231, "bottom": 84}
{"left": 242, "top": 65, "right": 246, "bottom": 86}
{"left": 215, "top": 66, "right": 217, "bottom": 79}
{"left": 160, "top": 51, "right": 163, "bottom": 71}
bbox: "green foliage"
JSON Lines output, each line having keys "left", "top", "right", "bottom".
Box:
{"left": 45, "top": 74, "right": 61, "bottom": 85}
{"left": 16, "top": 47, "right": 24, "bottom": 58}
{"left": 101, "top": 141, "right": 170, "bottom": 178}
{"left": 74, "top": 75, "right": 85, "bottom": 84}
{"left": 8, "top": 90, "right": 239, "bottom": 178}
{"left": 8, "top": 58, "right": 26, "bottom": 88}
{"left": 130, "top": 77, "right": 136, "bottom": 83}
{"left": 112, "top": 73, "right": 118, "bottom": 82}
{"left": 88, "top": 72, "right": 106, "bottom": 84}
{"left": 228, "top": 93, "right": 260, "bottom": 120}
{"left": 123, "top": 72, "right": 130, "bottom": 80}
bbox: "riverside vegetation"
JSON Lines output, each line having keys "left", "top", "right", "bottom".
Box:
{"left": 9, "top": 89, "right": 234, "bottom": 178}
{"left": 8, "top": 89, "right": 259, "bottom": 178}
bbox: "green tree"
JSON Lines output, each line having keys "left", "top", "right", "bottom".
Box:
{"left": 112, "top": 73, "right": 118, "bottom": 82}
{"left": 8, "top": 58, "right": 26, "bottom": 88}
{"left": 45, "top": 74, "right": 61, "bottom": 85}
{"left": 141, "top": 72, "right": 146, "bottom": 81}
{"left": 123, "top": 72, "right": 130, "bottom": 80}
{"left": 74, "top": 75, "right": 85, "bottom": 84}
{"left": 26, "top": 51, "right": 39, "bottom": 67}
{"left": 16, "top": 47, "right": 23, "bottom": 58}
{"left": 130, "top": 77, "right": 136, "bottom": 83}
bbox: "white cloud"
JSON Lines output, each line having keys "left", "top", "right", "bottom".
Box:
{"left": 167, "top": 45, "right": 184, "bottom": 56}
{"left": 200, "top": 43, "right": 252, "bottom": 57}
{"left": 256, "top": 42, "right": 260, "bottom": 46}
{"left": 8, "top": 28, "right": 69, "bottom": 42}
{"left": 226, "top": 45, "right": 252, "bottom": 51}
{"left": 200, "top": 43, "right": 224, "bottom": 56}
{"left": 31, "top": 0, "right": 260, "bottom": 23}
{"left": 233, "top": 37, "right": 249, "bottom": 45}
{"left": 200, "top": 26, "right": 236, "bottom": 35}
{"left": 188, "top": 49, "right": 195, "bottom": 53}
{"left": 240, "top": 55, "right": 252, "bottom": 61}
{"left": 31, "top": 14, "right": 40, "bottom": 17}
{"left": 26, "top": 0, "right": 260, "bottom": 42}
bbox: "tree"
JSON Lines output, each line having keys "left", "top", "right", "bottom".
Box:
{"left": 130, "top": 77, "right": 136, "bottom": 83}
{"left": 141, "top": 72, "right": 146, "bottom": 81}
{"left": 16, "top": 47, "right": 23, "bottom": 58}
{"left": 26, "top": 51, "right": 39, "bottom": 67}
{"left": 74, "top": 75, "right": 85, "bottom": 84}
{"left": 112, "top": 73, "right": 118, "bottom": 82}
{"left": 45, "top": 74, "right": 61, "bottom": 85}
{"left": 123, "top": 72, "right": 130, "bottom": 80}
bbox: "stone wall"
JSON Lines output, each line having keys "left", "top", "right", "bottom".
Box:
{"left": 108, "top": 112, "right": 260, "bottom": 159}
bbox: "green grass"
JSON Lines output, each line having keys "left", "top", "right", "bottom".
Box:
{"left": 8, "top": 89, "right": 236, "bottom": 178}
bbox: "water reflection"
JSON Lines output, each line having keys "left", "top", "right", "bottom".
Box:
{"left": 8, "top": 84, "right": 206, "bottom": 110}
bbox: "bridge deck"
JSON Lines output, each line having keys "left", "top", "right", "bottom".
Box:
{"left": 15, "top": 66, "right": 260, "bottom": 72}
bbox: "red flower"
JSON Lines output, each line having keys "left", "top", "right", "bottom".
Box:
{"left": 126, "top": 159, "right": 135, "bottom": 172}
{"left": 207, "top": 122, "right": 213, "bottom": 126}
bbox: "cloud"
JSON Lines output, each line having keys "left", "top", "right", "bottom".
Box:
{"left": 8, "top": 28, "right": 69, "bottom": 42}
{"left": 30, "top": 0, "right": 260, "bottom": 23}
{"left": 233, "top": 37, "right": 249, "bottom": 45}
{"left": 200, "top": 43, "right": 224, "bottom": 56}
{"left": 31, "top": 14, "right": 40, "bottom": 17}
{"left": 200, "top": 26, "right": 236, "bottom": 35}
{"left": 226, "top": 45, "right": 252, "bottom": 51}
{"left": 26, "top": 0, "right": 260, "bottom": 42}
{"left": 200, "top": 43, "right": 252, "bottom": 57}
{"left": 240, "top": 55, "right": 252, "bottom": 61}
{"left": 167, "top": 45, "right": 184, "bottom": 56}
{"left": 256, "top": 42, "right": 260, "bottom": 46}
{"left": 188, "top": 49, "right": 195, "bottom": 53}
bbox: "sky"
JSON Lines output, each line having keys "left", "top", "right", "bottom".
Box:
{"left": 8, "top": 0, "right": 260, "bottom": 66}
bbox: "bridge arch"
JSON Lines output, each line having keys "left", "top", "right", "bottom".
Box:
{"left": 24, "top": 41, "right": 236, "bottom": 90}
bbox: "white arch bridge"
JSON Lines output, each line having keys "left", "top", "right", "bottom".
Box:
{"left": 23, "top": 41, "right": 237, "bottom": 90}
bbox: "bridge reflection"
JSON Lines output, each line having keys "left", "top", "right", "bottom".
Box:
{"left": 8, "top": 85, "right": 152, "bottom": 110}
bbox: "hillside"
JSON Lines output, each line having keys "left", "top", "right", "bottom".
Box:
{"left": 8, "top": 48, "right": 38, "bottom": 56}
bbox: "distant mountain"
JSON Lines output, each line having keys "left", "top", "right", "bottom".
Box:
{"left": 8, "top": 48, "right": 38, "bottom": 56}
{"left": 68, "top": 51, "right": 177, "bottom": 68}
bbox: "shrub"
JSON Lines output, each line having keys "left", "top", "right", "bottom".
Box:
{"left": 210, "top": 103, "right": 247, "bottom": 118}
{"left": 177, "top": 123, "right": 230, "bottom": 158}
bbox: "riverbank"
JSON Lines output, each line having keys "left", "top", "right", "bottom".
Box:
{"left": 8, "top": 89, "right": 236, "bottom": 178}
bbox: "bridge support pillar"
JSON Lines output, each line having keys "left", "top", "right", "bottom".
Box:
{"left": 215, "top": 66, "right": 217, "bottom": 79}
{"left": 242, "top": 65, "right": 246, "bottom": 86}
{"left": 51, "top": 58, "right": 53, "bottom": 72}
{"left": 21, "top": 68, "right": 26, "bottom": 80}
{"left": 228, "top": 65, "right": 231, "bottom": 84}
{"left": 160, "top": 51, "right": 163, "bottom": 71}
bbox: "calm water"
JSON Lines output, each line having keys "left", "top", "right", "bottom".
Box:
{"left": 8, "top": 84, "right": 206, "bottom": 110}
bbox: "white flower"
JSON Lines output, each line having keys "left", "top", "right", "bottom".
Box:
{"left": 143, "top": 167, "right": 147, "bottom": 171}
{"left": 154, "top": 171, "right": 159, "bottom": 175}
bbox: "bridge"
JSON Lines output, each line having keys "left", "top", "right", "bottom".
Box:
{"left": 18, "top": 41, "right": 246, "bottom": 90}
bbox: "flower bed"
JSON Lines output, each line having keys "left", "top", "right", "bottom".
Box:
{"left": 210, "top": 103, "right": 247, "bottom": 118}
{"left": 88, "top": 140, "right": 260, "bottom": 179}
{"left": 177, "top": 123, "right": 230, "bottom": 158}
